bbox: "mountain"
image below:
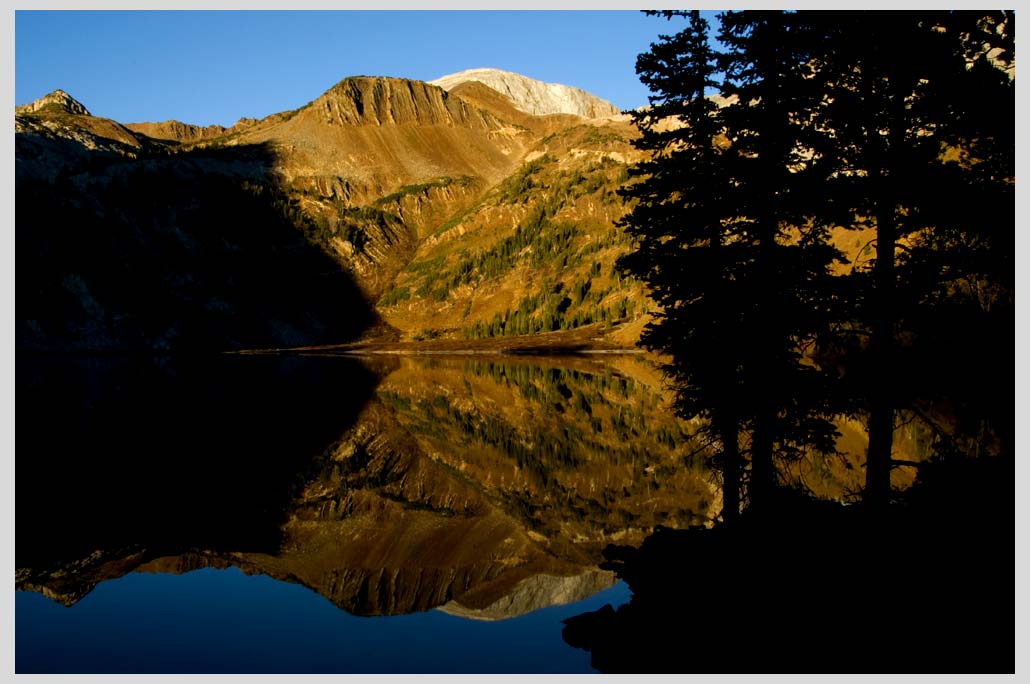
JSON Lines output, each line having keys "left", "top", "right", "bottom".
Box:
{"left": 15, "top": 71, "right": 651, "bottom": 351}
{"left": 431, "top": 67, "right": 622, "bottom": 118}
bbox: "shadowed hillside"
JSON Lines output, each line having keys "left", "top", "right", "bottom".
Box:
{"left": 17, "top": 140, "right": 374, "bottom": 351}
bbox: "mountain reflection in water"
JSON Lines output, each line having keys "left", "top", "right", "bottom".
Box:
{"left": 16, "top": 353, "right": 714, "bottom": 672}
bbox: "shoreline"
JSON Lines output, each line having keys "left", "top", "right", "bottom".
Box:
{"left": 231, "top": 327, "right": 649, "bottom": 357}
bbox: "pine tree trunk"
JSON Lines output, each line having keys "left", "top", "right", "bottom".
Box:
{"left": 749, "top": 203, "right": 778, "bottom": 513}
{"left": 717, "top": 416, "right": 741, "bottom": 522}
{"left": 750, "top": 408, "right": 775, "bottom": 511}
{"left": 866, "top": 187, "right": 897, "bottom": 508}
{"left": 865, "top": 80, "right": 908, "bottom": 508}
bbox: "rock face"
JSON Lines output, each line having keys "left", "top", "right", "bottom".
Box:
{"left": 16, "top": 89, "right": 91, "bottom": 116}
{"left": 431, "top": 68, "right": 621, "bottom": 118}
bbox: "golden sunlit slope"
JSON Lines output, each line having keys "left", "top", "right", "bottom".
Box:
{"left": 375, "top": 118, "right": 654, "bottom": 345}
{"left": 234, "top": 76, "right": 533, "bottom": 200}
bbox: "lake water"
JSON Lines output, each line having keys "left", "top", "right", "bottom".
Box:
{"left": 16, "top": 353, "right": 714, "bottom": 673}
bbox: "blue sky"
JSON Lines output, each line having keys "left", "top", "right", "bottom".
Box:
{"left": 15, "top": 10, "right": 720, "bottom": 127}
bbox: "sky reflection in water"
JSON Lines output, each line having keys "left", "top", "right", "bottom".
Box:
{"left": 17, "top": 568, "right": 630, "bottom": 673}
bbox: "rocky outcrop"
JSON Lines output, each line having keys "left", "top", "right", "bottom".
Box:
{"left": 16, "top": 89, "right": 91, "bottom": 116}
{"left": 431, "top": 68, "right": 621, "bottom": 119}
{"left": 124, "top": 119, "right": 228, "bottom": 144}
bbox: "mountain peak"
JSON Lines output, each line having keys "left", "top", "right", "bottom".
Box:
{"left": 309, "top": 75, "right": 500, "bottom": 128}
{"left": 429, "top": 68, "right": 620, "bottom": 119}
{"left": 16, "top": 89, "right": 91, "bottom": 117}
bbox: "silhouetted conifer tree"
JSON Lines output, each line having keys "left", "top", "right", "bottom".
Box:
{"left": 715, "top": 11, "right": 844, "bottom": 508}
{"left": 619, "top": 11, "right": 841, "bottom": 517}
{"left": 619, "top": 11, "right": 742, "bottom": 518}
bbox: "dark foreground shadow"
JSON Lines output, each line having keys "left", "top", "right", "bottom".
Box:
{"left": 562, "top": 457, "right": 1013, "bottom": 673}
{"left": 17, "top": 355, "right": 380, "bottom": 581}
